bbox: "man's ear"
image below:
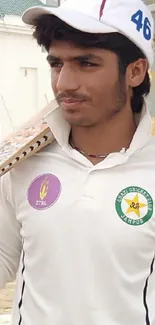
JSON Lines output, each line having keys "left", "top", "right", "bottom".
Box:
{"left": 127, "top": 59, "right": 148, "bottom": 88}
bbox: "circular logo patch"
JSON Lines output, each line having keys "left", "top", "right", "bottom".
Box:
{"left": 28, "top": 173, "right": 61, "bottom": 210}
{"left": 115, "top": 186, "right": 153, "bottom": 226}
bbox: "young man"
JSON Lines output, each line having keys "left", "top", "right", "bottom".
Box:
{"left": 0, "top": 0, "right": 155, "bottom": 324}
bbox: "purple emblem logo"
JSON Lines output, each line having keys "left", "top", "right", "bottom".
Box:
{"left": 28, "top": 173, "right": 61, "bottom": 210}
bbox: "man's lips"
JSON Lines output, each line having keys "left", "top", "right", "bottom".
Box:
{"left": 60, "top": 98, "right": 85, "bottom": 104}
{"left": 59, "top": 98, "right": 86, "bottom": 110}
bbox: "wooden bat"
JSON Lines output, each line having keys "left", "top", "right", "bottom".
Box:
{"left": 0, "top": 100, "right": 58, "bottom": 177}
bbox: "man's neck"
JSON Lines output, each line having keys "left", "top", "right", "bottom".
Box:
{"left": 70, "top": 108, "right": 137, "bottom": 163}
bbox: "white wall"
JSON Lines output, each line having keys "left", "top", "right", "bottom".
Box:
{"left": 0, "top": 15, "right": 54, "bottom": 139}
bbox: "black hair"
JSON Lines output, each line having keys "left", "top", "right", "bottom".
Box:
{"left": 33, "top": 14, "right": 151, "bottom": 113}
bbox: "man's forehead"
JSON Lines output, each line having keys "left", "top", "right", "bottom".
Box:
{"left": 48, "top": 41, "right": 106, "bottom": 60}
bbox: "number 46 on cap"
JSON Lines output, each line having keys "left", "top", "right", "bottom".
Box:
{"left": 131, "top": 10, "right": 152, "bottom": 41}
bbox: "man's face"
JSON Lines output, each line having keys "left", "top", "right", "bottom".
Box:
{"left": 47, "top": 41, "right": 128, "bottom": 127}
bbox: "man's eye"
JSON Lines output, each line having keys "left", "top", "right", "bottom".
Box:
{"left": 50, "top": 62, "right": 63, "bottom": 68}
{"left": 80, "top": 61, "right": 97, "bottom": 67}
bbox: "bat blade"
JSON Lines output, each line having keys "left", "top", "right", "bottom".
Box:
{"left": 0, "top": 100, "right": 57, "bottom": 177}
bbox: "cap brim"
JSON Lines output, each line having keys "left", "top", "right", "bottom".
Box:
{"left": 22, "top": 6, "right": 117, "bottom": 34}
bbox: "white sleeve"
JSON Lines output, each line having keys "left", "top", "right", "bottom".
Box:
{"left": 0, "top": 172, "right": 22, "bottom": 289}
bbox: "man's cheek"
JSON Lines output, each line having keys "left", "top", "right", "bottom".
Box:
{"left": 51, "top": 74, "right": 59, "bottom": 93}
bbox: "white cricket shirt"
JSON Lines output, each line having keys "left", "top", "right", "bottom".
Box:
{"left": 0, "top": 100, "right": 155, "bottom": 325}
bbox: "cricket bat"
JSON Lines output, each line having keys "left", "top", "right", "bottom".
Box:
{"left": 0, "top": 100, "right": 58, "bottom": 177}
{"left": 2, "top": 100, "right": 154, "bottom": 178}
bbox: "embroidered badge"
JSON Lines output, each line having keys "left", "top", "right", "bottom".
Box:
{"left": 28, "top": 173, "right": 61, "bottom": 210}
{"left": 115, "top": 186, "right": 153, "bottom": 226}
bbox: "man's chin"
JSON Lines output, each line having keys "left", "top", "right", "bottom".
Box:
{"left": 62, "top": 110, "right": 80, "bottom": 123}
{"left": 63, "top": 116, "right": 84, "bottom": 126}
{"left": 62, "top": 113, "right": 92, "bottom": 127}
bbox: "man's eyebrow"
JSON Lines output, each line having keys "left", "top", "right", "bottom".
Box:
{"left": 46, "top": 55, "right": 60, "bottom": 62}
{"left": 73, "top": 54, "right": 103, "bottom": 62}
{"left": 46, "top": 54, "right": 103, "bottom": 62}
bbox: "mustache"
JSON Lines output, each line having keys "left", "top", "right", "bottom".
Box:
{"left": 56, "top": 92, "right": 89, "bottom": 103}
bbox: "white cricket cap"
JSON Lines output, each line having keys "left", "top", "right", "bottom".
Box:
{"left": 22, "top": 0, "right": 154, "bottom": 67}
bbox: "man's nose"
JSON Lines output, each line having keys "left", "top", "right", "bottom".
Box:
{"left": 56, "top": 65, "right": 79, "bottom": 93}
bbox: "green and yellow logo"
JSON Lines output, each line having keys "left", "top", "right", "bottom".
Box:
{"left": 115, "top": 186, "right": 153, "bottom": 226}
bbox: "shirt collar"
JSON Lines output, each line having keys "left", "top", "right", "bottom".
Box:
{"left": 44, "top": 102, "right": 70, "bottom": 149}
{"left": 44, "top": 99, "right": 153, "bottom": 156}
{"left": 128, "top": 99, "right": 152, "bottom": 155}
